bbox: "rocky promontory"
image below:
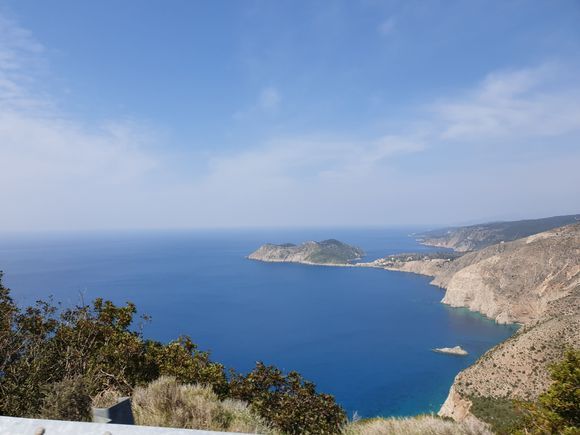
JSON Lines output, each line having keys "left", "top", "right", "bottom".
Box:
{"left": 364, "top": 222, "right": 580, "bottom": 425}
{"left": 416, "top": 214, "right": 580, "bottom": 252}
{"left": 248, "top": 239, "right": 364, "bottom": 265}
{"left": 369, "top": 223, "right": 580, "bottom": 325}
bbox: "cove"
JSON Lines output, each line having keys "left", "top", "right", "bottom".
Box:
{"left": 0, "top": 228, "right": 517, "bottom": 417}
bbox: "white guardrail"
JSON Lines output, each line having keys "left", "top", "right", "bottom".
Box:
{"left": 0, "top": 416, "right": 247, "bottom": 435}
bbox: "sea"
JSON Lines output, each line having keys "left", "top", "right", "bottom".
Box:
{"left": 0, "top": 228, "right": 517, "bottom": 418}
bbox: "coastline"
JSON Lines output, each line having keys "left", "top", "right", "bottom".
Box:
{"left": 247, "top": 242, "right": 523, "bottom": 421}
{"left": 247, "top": 257, "right": 359, "bottom": 267}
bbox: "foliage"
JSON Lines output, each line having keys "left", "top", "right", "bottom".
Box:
{"left": 469, "top": 349, "right": 580, "bottom": 435}
{"left": 342, "top": 414, "right": 492, "bottom": 435}
{"left": 229, "top": 361, "right": 347, "bottom": 434}
{"left": 0, "top": 272, "right": 345, "bottom": 433}
{"left": 39, "top": 377, "right": 93, "bottom": 422}
{"left": 132, "top": 376, "right": 277, "bottom": 433}
{"left": 518, "top": 348, "right": 580, "bottom": 434}
{"left": 469, "top": 395, "right": 526, "bottom": 434}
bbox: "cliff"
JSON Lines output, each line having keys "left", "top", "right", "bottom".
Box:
{"left": 440, "top": 307, "right": 579, "bottom": 424}
{"left": 368, "top": 223, "right": 580, "bottom": 425}
{"left": 248, "top": 239, "right": 364, "bottom": 265}
{"left": 417, "top": 214, "right": 580, "bottom": 252}
{"left": 371, "top": 223, "right": 580, "bottom": 325}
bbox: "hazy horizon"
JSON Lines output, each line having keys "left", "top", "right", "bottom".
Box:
{"left": 1, "top": 1, "right": 579, "bottom": 231}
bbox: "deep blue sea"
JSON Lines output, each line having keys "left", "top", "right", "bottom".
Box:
{"left": 0, "top": 228, "right": 516, "bottom": 418}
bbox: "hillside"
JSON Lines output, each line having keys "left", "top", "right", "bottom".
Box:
{"left": 365, "top": 223, "right": 580, "bottom": 427}
{"left": 417, "top": 214, "right": 580, "bottom": 252}
{"left": 371, "top": 223, "right": 580, "bottom": 324}
{"left": 248, "top": 239, "right": 364, "bottom": 265}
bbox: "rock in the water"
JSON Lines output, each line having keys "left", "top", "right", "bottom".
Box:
{"left": 433, "top": 346, "right": 468, "bottom": 356}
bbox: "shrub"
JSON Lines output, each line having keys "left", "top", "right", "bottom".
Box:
{"left": 38, "top": 377, "right": 92, "bottom": 422}
{"left": 132, "top": 376, "right": 275, "bottom": 434}
{"left": 229, "top": 362, "right": 347, "bottom": 434}
{"left": 469, "top": 395, "right": 526, "bottom": 434}
{"left": 342, "top": 414, "right": 492, "bottom": 435}
{"left": 0, "top": 272, "right": 345, "bottom": 434}
{"left": 519, "top": 349, "right": 580, "bottom": 434}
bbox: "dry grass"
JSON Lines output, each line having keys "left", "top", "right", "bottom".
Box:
{"left": 92, "top": 387, "right": 123, "bottom": 408}
{"left": 342, "top": 415, "right": 492, "bottom": 435}
{"left": 131, "top": 376, "right": 277, "bottom": 434}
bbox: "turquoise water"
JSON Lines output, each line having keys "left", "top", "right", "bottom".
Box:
{"left": 0, "top": 228, "right": 517, "bottom": 417}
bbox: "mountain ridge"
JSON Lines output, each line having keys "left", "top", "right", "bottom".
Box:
{"left": 417, "top": 214, "right": 580, "bottom": 252}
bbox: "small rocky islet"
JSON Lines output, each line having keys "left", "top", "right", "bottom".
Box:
{"left": 433, "top": 346, "right": 469, "bottom": 356}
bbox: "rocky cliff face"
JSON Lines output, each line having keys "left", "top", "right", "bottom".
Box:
{"left": 370, "top": 223, "right": 580, "bottom": 424}
{"left": 434, "top": 224, "right": 580, "bottom": 324}
{"left": 417, "top": 214, "right": 580, "bottom": 252}
{"left": 376, "top": 224, "right": 580, "bottom": 325}
{"left": 439, "top": 306, "right": 579, "bottom": 424}
{"left": 248, "top": 239, "right": 364, "bottom": 265}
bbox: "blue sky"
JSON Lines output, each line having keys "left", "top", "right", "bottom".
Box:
{"left": 0, "top": 0, "right": 579, "bottom": 230}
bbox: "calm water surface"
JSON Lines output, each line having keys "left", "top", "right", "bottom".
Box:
{"left": 0, "top": 228, "right": 516, "bottom": 417}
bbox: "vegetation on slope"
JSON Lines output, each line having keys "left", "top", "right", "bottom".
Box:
{"left": 132, "top": 376, "right": 277, "bottom": 433}
{"left": 0, "top": 271, "right": 345, "bottom": 434}
{"left": 343, "top": 415, "right": 491, "bottom": 435}
{"left": 468, "top": 349, "right": 580, "bottom": 435}
{"left": 249, "top": 239, "right": 365, "bottom": 264}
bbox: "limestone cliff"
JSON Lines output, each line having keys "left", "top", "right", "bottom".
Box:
{"left": 433, "top": 223, "right": 580, "bottom": 324}
{"left": 248, "top": 239, "right": 364, "bottom": 265}
{"left": 439, "top": 306, "right": 579, "bottom": 423}
{"left": 372, "top": 224, "right": 580, "bottom": 325}
{"left": 369, "top": 223, "right": 580, "bottom": 425}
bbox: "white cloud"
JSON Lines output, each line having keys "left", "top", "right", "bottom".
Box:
{"left": 432, "top": 64, "right": 580, "bottom": 141}
{"left": 0, "top": 10, "right": 578, "bottom": 230}
{"left": 0, "top": 14, "right": 161, "bottom": 230}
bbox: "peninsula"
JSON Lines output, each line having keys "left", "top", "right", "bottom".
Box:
{"left": 416, "top": 213, "right": 580, "bottom": 252}
{"left": 249, "top": 215, "right": 580, "bottom": 429}
{"left": 248, "top": 239, "right": 364, "bottom": 265}
{"left": 366, "top": 221, "right": 580, "bottom": 425}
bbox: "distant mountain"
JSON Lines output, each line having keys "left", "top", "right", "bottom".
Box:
{"left": 248, "top": 239, "right": 364, "bottom": 265}
{"left": 417, "top": 214, "right": 580, "bottom": 252}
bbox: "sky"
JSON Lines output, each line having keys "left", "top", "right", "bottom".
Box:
{"left": 0, "top": 0, "right": 579, "bottom": 231}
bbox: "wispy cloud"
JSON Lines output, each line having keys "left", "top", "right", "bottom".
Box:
{"left": 0, "top": 14, "right": 161, "bottom": 229}
{"left": 432, "top": 64, "right": 580, "bottom": 141}
{"left": 0, "top": 13, "right": 47, "bottom": 111}
{"left": 1, "top": 10, "right": 578, "bottom": 230}
{"left": 234, "top": 85, "right": 282, "bottom": 120}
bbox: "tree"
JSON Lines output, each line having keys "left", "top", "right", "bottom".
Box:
{"left": 0, "top": 272, "right": 346, "bottom": 433}
{"left": 521, "top": 349, "right": 580, "bottom": 434}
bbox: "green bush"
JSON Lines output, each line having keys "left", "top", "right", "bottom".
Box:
{"left": 0, "top": 271, "right": 345, "bottom": 434}
{"left": 519, "top": 349, "right": 580, "bottom": 434}
{"left": 39, "top": 377, "right": 93, "bottom": 422}
{"left": 229, "top": 362, "right": 347, "bottom": 434}
{"left": 469, "top": 395, "right": 526, "bottom": 434}
{"left": 470, "top": 349, "right": 580, "bottom": 435}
